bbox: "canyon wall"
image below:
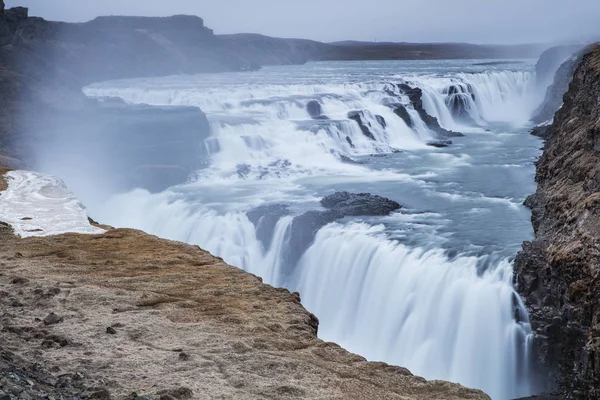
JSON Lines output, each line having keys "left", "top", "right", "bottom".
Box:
{"left": 516, "top": 44, "right": 600, "bottom": 398}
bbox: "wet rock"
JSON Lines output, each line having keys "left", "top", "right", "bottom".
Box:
{"left": 320, "top": 191, "right": 401, "bottom": 216}
{"left": 306, "top": 100, "right": 327, "bottom": 119}
{"left": 246, "top": 204, "right": 290, "bottom": 250}
{"left": 516, "top": 45, "right": 600, "bottom": 397}
{"left": 285, "top": 192, "right": 401, "bottom": 271}
{"left": 397, "top": 83, "right": 463, "bottom": 139}
{"left": 348, "top": 110, "right": 376, "bottom": 140}
{"left": 375, "top": 115, "right": 386, "bottom": 128}
{"left": 42, "top": 313, "right": 63, "bottom": 326}
{"left": 530, "top": 125, "right": 550, "bottom": 140}
{"left": 106, "top": 327, "right": 117, "bottom": 335}
{"left": 393, "top": 105, "right": 413, "bottom": 128}
{"left": 426, "top": 140, "right": 452, "bottom": 148}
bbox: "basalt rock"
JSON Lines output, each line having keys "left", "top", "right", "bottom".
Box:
{"left": 515, "top": 44, "right": 600, "bottom": 399}
{"left": 285, "top": 192, "right": 401, "bottom": 270}
{"left": 348, "top": 110, "right": 377, "bottom": 140}
{"left": 397, "top": 83, "right": 464, "bottom": 138}
{"left": 307, "top": 100, "right": 328, "bottom": 119}
{"left": 393, "top": 104, "right": 414, "bottom": 128}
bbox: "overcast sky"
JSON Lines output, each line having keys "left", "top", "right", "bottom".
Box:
{"left": 6, "top": 0, "right": 600, "bottom": 44}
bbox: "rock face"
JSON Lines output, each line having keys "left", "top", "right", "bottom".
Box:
{"left": 531, "top": 45, "right": 590, "bottom": 124}
{"left": 515, "top": 44, "right": 600, "bottom": 398}
{"left": 0, "top": 200, "right": 488, "bottom": 400}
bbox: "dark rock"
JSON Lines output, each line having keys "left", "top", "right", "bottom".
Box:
{"left": 284, "top": 192, "right": 401, "bottom": 271}
{"left": 106, "top": 327, "right": 117, "bottom": 335}
{"left": 426, "top": 140, "right": 452, "bottom": 148}
{"left": 320, "top": 191, "right": 401, "bottom": 216}
{"left": 246, "top": 204, "right": 290, "bottom": 251}
{"left": 397, "top": 83, "right": 464, "bottom": 138}
{"left": 306, "top": 100, "right": 327, "bottom": 119}
{"left": 530, "top": 125, "right": 550, "bottom": 140}
{"left": 346, "top": 136, "right": 354, "bottom": 148}
{"left": 516, "top": 45, "right": 600, "bottom": 398}
{"left": 393, "top": 105, "right": 413, "bottom": 128}
{"left": 347, "top": 110, "right": 376, "bottom": 140}
{"left": 178, "top": 352, "right": 189, "bottom": 361}
{"left": 42, "top": 313, "right": 62, "bottom": 326}
{"left": 375, "top": 115, "right": 386, "bottom": 128}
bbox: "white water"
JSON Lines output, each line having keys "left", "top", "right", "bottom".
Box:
{"left": 0, "top": 170, "right": 104, "bottom": 237}
{"left": 82, "top": 60, "right": 542, "bottom": 399}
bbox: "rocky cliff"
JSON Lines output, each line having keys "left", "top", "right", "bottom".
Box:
{"left": 515, "top": 44, "right": 600, "bottom": 398}
{"left": 531, "top": 45, "right": 589, "bottom": 126}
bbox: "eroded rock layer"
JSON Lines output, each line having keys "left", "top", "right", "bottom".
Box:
{"left": 515, "top": 44, "right": 600, "bottom": 398}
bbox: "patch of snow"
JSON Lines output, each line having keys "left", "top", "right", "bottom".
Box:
{"left": 0, "top": 170, "right": 105, "bottom": 237}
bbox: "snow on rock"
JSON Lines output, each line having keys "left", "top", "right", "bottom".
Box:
{"left": 0, "top": 170, "right": 105, "bottom": 237}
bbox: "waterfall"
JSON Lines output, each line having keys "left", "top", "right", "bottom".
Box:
{"left": 82, "top": 62, "right": 541, "bottom": 400}
{"left": 84, "top": 69, "right": 537, "bottom": 179}
{"left": 95, "top": 187, "right": 534, "bottom": 400}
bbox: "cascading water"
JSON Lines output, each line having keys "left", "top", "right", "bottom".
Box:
{"left": 80, "top": 59, "right": 543, "bottom": 399}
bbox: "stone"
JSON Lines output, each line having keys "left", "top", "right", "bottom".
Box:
{"left": 393, "top": 105, "right": 413, "bottom": 128}
{"left": 347, "top": 110, "right": 376, "bottom": 140}
{"left": 106, "top": 327, "right": 117, "bottom": 335}
{"left": 515, "top": 44, "right": 600, "bottom": 397}
{"left": 306, "top": 100, "right": 324, "bottom": 119}
{"left": 396, "top": 83, "right": 463, "bottom": 139}
{"left": 320, "top": 191, "right": 401, "bottom": 216}
{"left": 426, "top": 140, "right": 452, "bottom": 148}
{"left": 43, "top": 313, "right": 63, "bottom": 326}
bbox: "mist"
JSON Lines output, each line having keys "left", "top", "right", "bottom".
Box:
{"left": 7, "top": 0, "right": 600, "bottom": 44}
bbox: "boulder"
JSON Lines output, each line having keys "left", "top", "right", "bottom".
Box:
{"left": 320, "top": 191, "right": 401, "bottom": 216}
{"left": 426, "top": 140, "right": 452, "bottom": 148}
{"left": 397, "top": 83, "right": 464, "bottom": 138}
{"left": 306, "top": 100, "right": 327, "bottom": 119}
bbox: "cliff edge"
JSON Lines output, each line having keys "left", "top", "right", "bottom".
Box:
{"left": 0, "top": 170, "right": 489, "bottom": 399}
{"left": 515, "top": 44, "right": 600, "bottom": 398}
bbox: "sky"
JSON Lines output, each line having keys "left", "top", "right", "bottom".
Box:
{"left": 6, "top": 0, "right": 600, "bottom": 45}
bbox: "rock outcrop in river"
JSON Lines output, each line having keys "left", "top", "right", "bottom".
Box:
{"left": 515, "top": 44, "right": 600, "bottom": 399}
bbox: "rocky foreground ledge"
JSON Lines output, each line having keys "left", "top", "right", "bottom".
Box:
{"left": 0, "top": 170, "right": 488, "bottom": 399}
{"left": 515, "top": 44, "right": 600, "bottom": 398}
